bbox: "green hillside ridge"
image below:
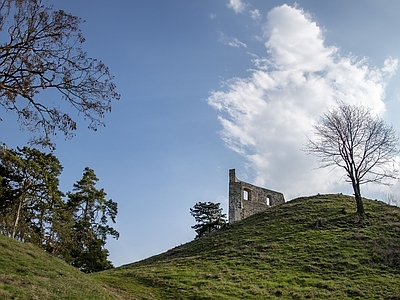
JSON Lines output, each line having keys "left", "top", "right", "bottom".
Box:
{"left": 94, "top": 194, "right": 400, "bottom": 299}
{"left": 0, "top": 234, "right": 116, "bottom": 299}
{"left": 1, "top": 194, "right": 400, "bottom": 299}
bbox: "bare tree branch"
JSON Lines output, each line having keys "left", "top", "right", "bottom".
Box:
{"left": 304, "top": 103, "right": 400, "bottom": 215}
{"left": 0, "top": 0, "right": 120, "bottom": 148}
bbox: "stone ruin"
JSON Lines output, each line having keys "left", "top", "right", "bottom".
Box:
{"left": 229, "top": 169, "right": 285, "bottom": 224}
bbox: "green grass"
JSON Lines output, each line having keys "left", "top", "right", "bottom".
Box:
{"left": 94, "top": 194, "right": 400, "bottom": 299}
{"left": 0, "top": 234, "right": 117, "bottom": 299}
{"left": 2, "top": 194, "right": 400, "bottom": 299}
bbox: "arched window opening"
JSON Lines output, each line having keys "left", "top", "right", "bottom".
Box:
{"left": 266, "top": 195, "right": 271, "bottom": 206}
{"left": 243, "top": 189, "right": 250, "bottom": 201}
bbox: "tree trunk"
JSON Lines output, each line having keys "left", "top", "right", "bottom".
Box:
{"left": 352, "top": 180, "right": 365, "bottom": 215}
{"left": 12, "top": 181, "right": 31, "bottom": 239}
{"left": 12, "top": 197, "right": 23, "bottom": 239}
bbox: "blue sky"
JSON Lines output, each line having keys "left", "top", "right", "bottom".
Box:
{"left": 2, "top": 0, "right": 400, "bottom": 266}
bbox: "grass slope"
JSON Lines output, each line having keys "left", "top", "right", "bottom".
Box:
{"left": 0, "top": 234, "right": 117, "bottom": 299}
{"left": 94, "top": 194, "right": 400, "bottom": 300}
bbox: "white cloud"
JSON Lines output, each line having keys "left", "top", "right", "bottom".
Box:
{"left": 227, "top": 0, "right": 247, "bottom": 14}
{"left": 218, "top": 32, "right": 247, "bottom": 48}
{"left": 382, "top": 57, "right": 398, "bottom": 76}
{"left": 209, "top": 13, "right": 217, "bottom": 19}
{"left": 250, "top": 9, "right": 262, "bottom": 20}
{"left": 208, "top": 4, "right": 398, "bottom": 200}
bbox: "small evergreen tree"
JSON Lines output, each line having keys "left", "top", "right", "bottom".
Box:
{"left": 190, "top": 202, "right": 226, "bottom": 238}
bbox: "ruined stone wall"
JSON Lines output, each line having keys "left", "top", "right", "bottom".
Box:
{"left": 229, "top": 169, "right": 285, "bottom": 224}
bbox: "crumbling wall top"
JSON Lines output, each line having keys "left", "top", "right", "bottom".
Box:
{"left": 228, "top": 169, "right": 285, "bottom": 223}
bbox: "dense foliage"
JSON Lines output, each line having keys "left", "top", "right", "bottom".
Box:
{"left": 64, "top": 167, "right": 119, "bottom": 273}
{"left": 0, "top": 145, "right": 118, "bottom": 273}
{"left": 190, "top": 201, "right": 226, "bottom": 238}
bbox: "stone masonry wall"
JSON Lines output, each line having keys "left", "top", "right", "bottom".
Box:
{"left": 229, "top": 169, "right": 285, "bottom": 224}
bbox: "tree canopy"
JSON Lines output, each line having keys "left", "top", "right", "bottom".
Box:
{"left": 0, "top": 0, "right": 120, "bottom": 148}
{"left": 0, "top": 146, "right": 63, "bottom": 243}
{"left": 65, "top": 167, "right": 119, "bottom": 273}
{"left": 305, "top": 103, "right": 400, "bottom": 215}
{"left": 190, "top": 201, "right": 226, "bottom": 238}
{"left": 0, "top": 145, "right": 118, "bottom": 272}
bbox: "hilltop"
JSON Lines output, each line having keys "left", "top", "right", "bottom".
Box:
{"left": 1, "top": 194, "right": 400, "bottom": 299}
{"left": 94, "top": 194, "right": 400, "bottom": 299}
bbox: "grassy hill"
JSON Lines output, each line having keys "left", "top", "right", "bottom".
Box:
{"left": 94, "top": 194, "right": 400, "bottom": 299}
{"left": 1, "top": 194, "right": 400, "bottom": 299}
{"left": 0, "top": 234, "right": 117, "bottom": 299}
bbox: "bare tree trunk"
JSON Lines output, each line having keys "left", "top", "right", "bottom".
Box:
{"left": 355, "top": 192, "right": 365, "bottom": 215}
{"left": 12, "top": 197, "right": 23, "bottom": 239}
{"left": 351, "top": 180, "right": 364, "bottom": 215}
{"left": 11, "top": 181, "right": 31, "bottom": 239}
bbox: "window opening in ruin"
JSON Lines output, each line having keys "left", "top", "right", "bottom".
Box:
{"left": 243, "top": 189, "right": 250, "bottom": 200}
{"left": 266, "top": 195, "right": 271, "bottom": 206}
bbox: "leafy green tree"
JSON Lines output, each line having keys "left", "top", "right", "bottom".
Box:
{"left": 0, "top": 146, "right": 63, "bottom": 246}
{"left": 65, "top": 167, "right": 119, "bottom": 273}
{"left": 0, "top": 145, "right": 120, "bottom": 272}
{"left": 305, "top": 103, "right": 400, "bottom": 215}
{"left": 0, "top": 0, "right": 120, "bottom": 148}
{"left": 190, "top": 201, "right": 226, "bottom": 238}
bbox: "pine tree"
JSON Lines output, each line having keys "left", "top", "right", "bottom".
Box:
{"left": 65, "top": 167, "right": 119, "bottom": 273}
{"left": 190, "top": 202, "right": 226, "bottom": 238}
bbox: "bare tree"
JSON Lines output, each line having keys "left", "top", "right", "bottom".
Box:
{"left": 0, "top": 0, "right": 120, "bottom": 148}
{"left": 305, "top": 103, "right": 399, "bottom": 215}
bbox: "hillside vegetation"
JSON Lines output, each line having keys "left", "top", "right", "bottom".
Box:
{"left": 1, "top": 194, "right": 400, "bottom": 299}
{"left": 94, "top": 194, "right": 400, "bottom": 299}
{"left": 0, "top": 234, "right": 116, "bottom": 299}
